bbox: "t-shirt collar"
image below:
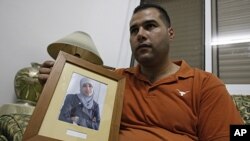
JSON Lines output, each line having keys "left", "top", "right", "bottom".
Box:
{"left": 124, "top": 60, "right": 194, "bottom": 81}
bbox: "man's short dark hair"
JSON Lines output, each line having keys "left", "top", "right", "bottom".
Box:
{"left": 133, "top": 3, "right": 171, "bottom": 27}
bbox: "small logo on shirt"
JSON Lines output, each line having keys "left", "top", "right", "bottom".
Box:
{"left": 176, "top": 89, "right": 190, "bottom": 96}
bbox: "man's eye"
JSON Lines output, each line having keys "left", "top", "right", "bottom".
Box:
{"left": 145, "top": 24, "right": 156, "bottom": 30}
{"left": 130, "top": 28, "right": 138, "bottom": 35}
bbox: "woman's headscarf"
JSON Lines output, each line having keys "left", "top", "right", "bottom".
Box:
{"left": 77, "top": 77, "right": 95, "bottom": 109}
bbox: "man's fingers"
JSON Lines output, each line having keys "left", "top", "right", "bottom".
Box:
{"left": 41, "top": 60, "right": 55, "bottom": 68}
{"left": 38, "top": 74, "right": 50, "bottom": 85}
{"left": 39, "top": 67, "right": 52, "bottom": 74}
{"left": 38, "top": 60, "right": 55, "bottom": 85}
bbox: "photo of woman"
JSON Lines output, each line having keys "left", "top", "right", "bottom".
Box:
{"left": 58, "top": 74, "right": 107, "bottom": 130}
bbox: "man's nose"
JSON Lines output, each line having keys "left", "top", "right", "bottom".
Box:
{"left": 137, "top": 27, "right": 147, "bottom": 42}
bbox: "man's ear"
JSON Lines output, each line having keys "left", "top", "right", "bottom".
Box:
{"left": 168, "top": 27, "right": 174, "bottom": 40}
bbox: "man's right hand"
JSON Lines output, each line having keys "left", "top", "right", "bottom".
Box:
{"left": 38, "top": 60, "right": 55, "bottom": 85}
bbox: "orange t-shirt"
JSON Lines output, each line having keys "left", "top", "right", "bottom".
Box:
{"left": 115, "top": 60, "right": 243, "bottom": 141}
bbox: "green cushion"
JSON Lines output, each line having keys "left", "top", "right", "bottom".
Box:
{"left": 0, "top": 135, "right": 8, "bottom": 141}
{"left": 0, "top": 114, "right": 31, "bottom": 141}
{"left": 231, "top": 95, "right": 250, "bottom": 124}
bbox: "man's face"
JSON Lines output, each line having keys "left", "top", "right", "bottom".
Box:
{"left": 81, "top": 83, "right": 93, "bottom": 96}
{"left": 129, "top": 8, "right": 174, "bottom": 66}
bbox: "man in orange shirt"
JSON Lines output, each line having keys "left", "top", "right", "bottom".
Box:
{"left": 39, "top": 3, "right": 243, "bottom": 141}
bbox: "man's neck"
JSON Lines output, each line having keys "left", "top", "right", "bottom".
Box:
{"left": 140, "top": 61, "right": 180, "bottom": 83}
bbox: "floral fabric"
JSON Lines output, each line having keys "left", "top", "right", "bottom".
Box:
{"left": 0, "top": 114, "right": 31, "bottom": 141}
{"left": 231, "top": 95, "right": 250, "bottom": 124}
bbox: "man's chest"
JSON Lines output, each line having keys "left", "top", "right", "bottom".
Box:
{"left": 121, "top": 79, "right": 199, "bottom": 131}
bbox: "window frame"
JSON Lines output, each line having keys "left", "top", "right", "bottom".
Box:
{"left": 205, "top": 0, "right": 250, "bottom": 94}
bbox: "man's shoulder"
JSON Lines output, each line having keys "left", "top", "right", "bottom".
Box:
{"left": 193, "top": 68, "right": 215, "bottom": 78}
{"left": 193, "top": 68, "right": 224, "bottom": 85}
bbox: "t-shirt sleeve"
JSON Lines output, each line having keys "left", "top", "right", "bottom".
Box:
{"left": 197, "top": 73, "right": 244, "bottom": 141}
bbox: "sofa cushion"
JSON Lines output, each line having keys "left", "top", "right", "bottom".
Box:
{"left": 0, "top": 114, "right": 31, "bottom": 141}
{"left": 231, "top": 95, "right": 250, "bottom": 124}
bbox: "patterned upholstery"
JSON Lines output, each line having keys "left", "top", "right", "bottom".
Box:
{"left": 231, "top": 95, "right": 250, "bottom": 125}
{"left": 0, "top": 95, "right": 249, "bottom": 140}
{"left": 0, "top": 114, "right": 31, "bottom": 141}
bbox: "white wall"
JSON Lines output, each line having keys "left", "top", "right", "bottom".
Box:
{"left": 0, "top": 0, "right": 139, "bottom": 105}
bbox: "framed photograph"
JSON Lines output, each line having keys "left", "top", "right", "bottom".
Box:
{"left": 23, "top": 51, "right": 125, "bottom": 141}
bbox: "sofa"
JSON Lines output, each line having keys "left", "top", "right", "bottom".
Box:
{"left": 0, "top": 95, "right": 249, "bottom": 141}
{"left": 231, "top": 95, "right": 250, "bottom": 124}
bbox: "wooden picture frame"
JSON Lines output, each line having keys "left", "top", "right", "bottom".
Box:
{"left": 23, "top": 51, "right": 125, "bottom": 141}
